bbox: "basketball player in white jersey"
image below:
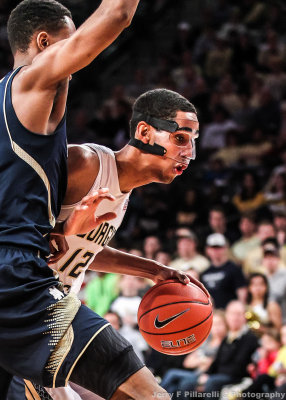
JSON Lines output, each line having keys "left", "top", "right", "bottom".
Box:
{"left": 8, "top": 88, "right": 207, "bottom": 399}
{"left": 51, "top": 88, "right": 205, "bottom": 302}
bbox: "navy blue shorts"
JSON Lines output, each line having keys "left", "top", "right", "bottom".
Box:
{"left": 0, "top": 247, "right": 108, "bottom": 387}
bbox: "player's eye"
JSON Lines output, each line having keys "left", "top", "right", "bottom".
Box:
{"left": 172, "top": 133, "right": 189, "bottom": 146}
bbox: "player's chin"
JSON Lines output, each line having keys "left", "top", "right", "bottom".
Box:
{"left": 156, "top": 171, "right": 177, "bottom": 184}
{"left": 159, "top": 175, "right": 176, "bottom": 184}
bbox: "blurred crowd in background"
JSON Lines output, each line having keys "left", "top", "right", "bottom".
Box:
{"left": 1, "top": 0, "right": 286, "bottom": 398}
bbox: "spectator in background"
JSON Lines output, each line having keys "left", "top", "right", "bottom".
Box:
{"left": 170, "top": 229, "right": 210, "bottom": 274}
{"left": 268, "top": 325, "right": 286, "bottom": 394}
{"left": 254, "top": 87, "right": 281, "bottom": 137}
{"left": 243, "top": 221, "right": 277, "bottom": 275}
{"left": 210, "top": 129, "right": 242, "bottom": 168}
{"left": 258, "top": 30, "right": 286, "bottom": 71}
{"left": 171, "top": 22, "right": 195, "bottom": 59}
{"left": 245, "top": 236, "right": 286, "bottom": 277}
{"left": 143, "top": 235, "right": 161, "bottom": 260}
{"left": 154, "top": 250, "right": 172, "bottom": 266}
{"left": 247, "top": 328, "right": 281, "bottom": 382}
{"left": 231, "top": 213, "right": 260, "bottom": 264}
{"left": 242, "top": 328, "right": 282, "bottom": 396}
{"left": 273, "top": 211, "right": 286, "bottom": 235}
{"left": 110, "top": 275, "right": 142, "bottom": 327}
{"left": 173, "top": 188, "right": 205, "bottom": 231}
{"left": 200, "top": 105, "right": 239, "bottom": 151}
{"left": 204, "top": 34, "right": 232, "bottom": 82}
{"left": 218, "top": 74, "right": 243, "bottom": 116}
{"left": 274, "top": 211, "right": 286, "bottom": 248}
{"left": 202, "top": 205, "right": 240, "bottom": 247}
{"left": 128, "top": 248, "right": 144, "bottom": 257}
{"left": 232, "top": 170, "right": 265, "bottom": 214}
{"left": 246, "top": 273, "right": 282, "bottom": 333}
{"left": 264, "top": 172, "right": 286, "bottom": 215}
{"left": 262, "top": 241, "right": 286, "bottom": 325}
{"left": 85, "top": 272, "right": 119, "bottom": 316}
{"left": 201, "top": 233, "right": 247, "bottom": 309}
{"left": 177, "top": 301, "right": 259, "bottom": 399}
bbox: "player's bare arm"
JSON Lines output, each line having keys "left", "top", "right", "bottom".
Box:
{"left": 11, "top": 0, "right": 140, "bottom": 135}
{"left": 89, "top": 246, "right": 210, "bottom": 297}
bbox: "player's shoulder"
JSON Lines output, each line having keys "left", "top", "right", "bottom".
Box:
{"left": 68, "top": 144, "right": 99, "bottom": 174}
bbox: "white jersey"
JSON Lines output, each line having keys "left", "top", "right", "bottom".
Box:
{"left": 50, "top": 144, "right": 131, "bottom": 294}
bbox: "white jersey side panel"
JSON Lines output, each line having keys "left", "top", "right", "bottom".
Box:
{"left": 50, "top": 144, "right": 130, "bottom": 294}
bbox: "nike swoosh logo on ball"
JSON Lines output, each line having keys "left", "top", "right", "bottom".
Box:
{"left": 154, "top": 308, "right": 190, "bottom": 329}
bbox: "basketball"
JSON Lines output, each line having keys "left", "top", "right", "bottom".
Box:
{"left": 137, "top": 279, "right": 213, "bottom": 355}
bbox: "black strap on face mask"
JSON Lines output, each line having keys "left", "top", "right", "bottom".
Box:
{"left": 132, "top": 111, "right": 179, "bottom": 132}
{"left": 128, "top": 137, "right": 166, "bottom": 156}
{"left": 128, "top": 111, "right": 178, "bottom": 156}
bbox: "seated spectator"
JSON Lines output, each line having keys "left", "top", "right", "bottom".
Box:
{"left": 110, "top": 275, "right": 142, "bottom": 327}
{"left": 200, "top": 105, "right": 239, "bottom": 151}
{"left": 273, "top": 211, "right": 286, "bottom": 236}
{"left": 170, "top": 230, "right": 210, "bottom": 274}
{"left": 223, "top": 328, "right": 281, "bottom": 399}
{"left": 253, "top": 86, "right": 281, "bottom": 137}
{"left": 246, "top": 273, "right": 282, "bottom": 333}
{"left": 243, "top": 221, "right": 278, "bottom": 275}
{"left": 154, "top": 250, "right": 172, "bottom": 266}
{"left": 231, "top": 213, "right": 260, "bottom": 264}
{"left": 173, "top": 188, "right": 205, "bottom": 231}
{"left": 201, "top": 233, "right": 247, "bottom": 309}
{"left": 262, "top": 242, "right": 286, "bottom": 324}
{"left": 201, "top": 205, "right": 240, "bottom": 247}
{"left": 232, "top": 170, "right": 265, "bottom": 214}
{"left": 242, "top": 326, "right": 285, "bottom": 396}
{"left": 264, "top": 172, "right": 286, "bottom": 215}
{"left": 210, "top": 129, "right": 242, "bottom": 168}
{"left": 171, "top": 301, "right": 259, "bottom": 399}
{"left": 85, "top": 272, "right": 119, "bottom": 316}
{"left": 204, "top": 35, "right": 233, "bottom": 81}
{"left": 247, "top": 328, "right": 280, "bottom": 381}
{"left": 161, "top": 310, "right": 228, "bottom": 397}
{"left": 143, "top": 235, "right": 162, "bottom": 260}
{"left": 258, "top": 30, "right": 286, "bottom": 71}
{"left": 128, "top": 248, "right": 143, "bottom": 257}
{"left": 269, "top": 325, "right": 286, "bottom": 391}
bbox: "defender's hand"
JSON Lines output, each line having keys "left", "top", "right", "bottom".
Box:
{"left": 62, "top": 188, "right": 117, "bottom": 235}
{"left": 48, "top": 234, "right": 69, "bottom": 264}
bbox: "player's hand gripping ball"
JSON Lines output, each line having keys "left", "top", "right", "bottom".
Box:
{"left": 137, "top": 279, "right": 213, "bottom": 355}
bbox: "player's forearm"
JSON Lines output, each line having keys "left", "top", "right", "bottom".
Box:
{"left": 89, "top": 246, "right": 162, "bottom": 280}
{"left": 36, "top": 0, "right": 140, "bottom": 85}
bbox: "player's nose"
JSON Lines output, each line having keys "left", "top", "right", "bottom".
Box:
{"left": 181, "top": 139, "right": 194, "bottom": 159}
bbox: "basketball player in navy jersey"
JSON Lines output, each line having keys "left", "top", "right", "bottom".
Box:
{"left": 7, "top": 89, "right": 209, "bottom": 399}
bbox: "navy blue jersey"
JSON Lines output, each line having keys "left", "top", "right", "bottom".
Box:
{"left": 0, "top": 68, "right": 67, "bottom": 255}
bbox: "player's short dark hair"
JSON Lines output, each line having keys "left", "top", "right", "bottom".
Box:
{"left": 130, "top": 88, "right": 197, "bottom": 137}
{"left": 7, "top": 0, "right": 72, "bottom": 54}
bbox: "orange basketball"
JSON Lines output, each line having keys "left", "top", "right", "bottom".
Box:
{"left": 137, "top": 279, "right": 213, "bottom": 355}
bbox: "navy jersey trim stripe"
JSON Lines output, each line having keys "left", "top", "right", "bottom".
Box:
{"left": 2, "top": 68, "right": 56, "bottom": 227}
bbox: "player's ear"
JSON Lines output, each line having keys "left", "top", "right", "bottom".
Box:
{"left": 36, "top": 32, "right": 50, "bottom": 51}
{"left": 135, "top": 121, "right": 156, "bottom": 145}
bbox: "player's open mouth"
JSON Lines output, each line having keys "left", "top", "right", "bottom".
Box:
{"left": 174, "top": 164, "right": 188, "bottom": 175}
